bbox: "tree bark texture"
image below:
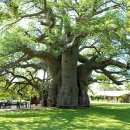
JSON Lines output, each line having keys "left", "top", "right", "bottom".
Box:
{"left": 57, "top": 44, "right": 80, "bottom": 107}
{"left": 78, "top": 80, "right": 90, "bottom": 107}
{"left": 42, "top": 45, "right": 91, "bottom": 108}
{"left": 47, "top": 82, "right": 58, "bottom": 106}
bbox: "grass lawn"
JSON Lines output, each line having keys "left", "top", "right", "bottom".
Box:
{"left": 0, "top": 103, "right": 130, "bottom": 130}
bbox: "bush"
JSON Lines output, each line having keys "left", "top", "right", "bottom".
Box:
{"left": 119, "top": 95, "right": 129, "bottom": 103}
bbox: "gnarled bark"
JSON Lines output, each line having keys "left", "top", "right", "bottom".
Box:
{"left": 47, "top": 82, "right": 58, "bottom": 106}
{"left": 78, "top": 80, "right": 90, "bottom": 107}
{"left": 77, "top": 63, "right": 92, "bottom": 107}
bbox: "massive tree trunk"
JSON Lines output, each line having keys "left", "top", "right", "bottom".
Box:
{"left": 78, "top": 81, "right": 90, "bottom": 107}
{"left": 77, "top": 64, "right": 92, "bottom": 107}
{"left": 45, "top": 57, "right": 61, "bottom": 107}
{"left": 47, "top": 81, "right": 58, "bottom": 106}
{"left": 45, "top": 46, "right": 92, "bottom": 108}
{"left": 57, "top": 44, "right": 79, "bottom": 108}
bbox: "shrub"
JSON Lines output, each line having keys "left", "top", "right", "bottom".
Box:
{"left": 119, "top": 95, "right": 128, "bottom": 103}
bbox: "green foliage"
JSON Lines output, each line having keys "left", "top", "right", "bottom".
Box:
{"left": 0, "top": 79, "right": 39, "bottom": 100}
{"left": 0, "top": 0, "right": 21, "bottom": 22}
{"left": 0, "top": 0, "right": 129, "bottom": 97}
{"left": 124, "top": 82, "right": 130, "bottom": 90}
{"left": 7, "top": 0, "right": 20, "bottom": 18}
{"left": 0, "top": 0, "right": 127, "bottom": 59}
{"left": 0, "top": 26, "right": 34, "bottom": 58}
{"left": 97, "top": 83, "right": 122, "bottom": 91}
{"left": 119, "top": 94, "right": 129, "bottom": 103}
{"left": 96, "top": 74, "right": 110, "bottom": 83}
{"left": 62, "top": 12, "right": 71, "bottom": 36}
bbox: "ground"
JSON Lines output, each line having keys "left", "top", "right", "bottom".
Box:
{"left": 0, "top": 103, "right": 130, "bottom": 130}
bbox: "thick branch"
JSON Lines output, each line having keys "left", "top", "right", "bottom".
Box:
{"left": 86, "top": 59, "right": 130, "bottom": 70}
{"left": 21, "top": 47, "right": 60, "bottom": 77}
{"left": 78, "top": 54, "right": 89, "bottom": 63}
{"left": 57, "top": 34, "right": 82, "bottom": 51}
{"left": 101, "top": 68, "right": 123, "bottom": 85}
{"left": 17, "top": 62, "right": 47, "bottom": 71}
{"left": 106, "top": 60, "right": 129, "bottom": 69}
{"left": 64, "top": 34, "right": 80, "bottom": 50}
{"left": 95, "top": 69, "right": 120, "bottom": 75}
{"left": 27, "top": 70, "right": 40, "bottom": 85}
{"left": 21, "top": 47, "right": 55, "bottom": 61}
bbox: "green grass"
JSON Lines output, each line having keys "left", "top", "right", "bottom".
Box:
{"left": 0, "top": 103, "right": 130, "bottom": 130}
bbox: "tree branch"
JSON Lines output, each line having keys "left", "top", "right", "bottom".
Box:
{"left": 17, "top": 62, "right": 47, "bottom": 71}
{"left": 0, "top": 54, "right": 27, "bottom": 74}
{"left": 95, "top": 69, "right": 120, "bottom": 75}
{"left": 79, "top": 46, "right": 101, "bottom": 55}
{"left": 20, "top": 47, "right": 61, "bottom": 79}
{"left": 27, "top": 70, "right": 37, "bottom": 84}
{"left": 101, "top": 68, "right": 123, "bottom": 85}
{"left": 6, "top": 70, "right": 33, "bottom": 85}
{"left": 44, "top": 0, "right": 47, "bottom": 10}
{"left": 17, "top": 85, "right": 27, "bottom": 98}
{"left": 1, "top": 10, "right": 46, "bottom": 33}
{"left": 106, "top": 60, "right": 130, "bottom": 69}
{"left": 6, "top": 70, "right": 42, "bottom": 93}
{"left": 4, "top": 77, "right": 15, "bottom": 90}
{"left": 63, "top": 34, "right": 81, "bottom": 50}
{"left": 90, "top": 3, "right": 124, "bottom": 19}
{"left": 87, "top": 59, "right": 130, "bottom": 70}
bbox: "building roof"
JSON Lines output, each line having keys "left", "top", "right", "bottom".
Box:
{"left": 94, "top": 91, "right": 130, "bottom": 97}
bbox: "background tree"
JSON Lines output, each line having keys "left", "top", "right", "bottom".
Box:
{"left": 96, "top": 83, "right": 123, "bottom": 91}
{"left": 0, "top": 0, "right": 130, "bottom": 108}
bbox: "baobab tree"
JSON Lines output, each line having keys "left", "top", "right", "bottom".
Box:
{"left": 0, "top": 0, "right": 130, "bottom": 108}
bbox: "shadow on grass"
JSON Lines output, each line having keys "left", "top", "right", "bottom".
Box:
{"left": 91, "top": 104, "right": 130, "bottom": 123}
{"left": 0, "top": 104, "right": 130, "bottom": 130}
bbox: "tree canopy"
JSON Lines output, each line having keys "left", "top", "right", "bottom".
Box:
{"left": 0, "top": 0, "right": 130, "bottom": 108}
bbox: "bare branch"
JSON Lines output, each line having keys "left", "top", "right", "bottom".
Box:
{"left": 1, "top": 10, "right": 46, "bottom": 33}
{"left": 21, "top": 10, "right": 45, "bottom": 18}
{"left": 44, "top": 0, "right": 47, "bottom": 10}
{"left": 107, "top": 60, "right": 129, "bottom": 69}
{"left": 27, "top": 70, "right": 37, "bottom": 84}
{"left": 95, "top": 4, "right": 119, "bottom": 15}
{"left": 4, "top": 77, "right": 15, "bottom": 90}
{"left": 0, "top": 54, "right": 26, "bottom": 74}
{"left": 95, "top": 69, "right": 120, "bottom": 75}
{"left": 79, "top": 46, "right": 101, "bottom": 55}
{"left": 88, "top": 59, "right": 130, "bottom": 70}
{"left": 90, "top": 2, "right": 125, "bottom": 19}
{"left": 39, "top": 21, "right": 50, "bottom": 26}
{"left": 17, "top": 85, "right": 27, "bottom": 98}
{"left": 1, "top": 18, "right": 22, "bottom": 33}
{"left": 13, "top": 81, "right": 29, "bottom": 85}
{"left": 64, "top": 34, "right": 81, "bottom": 50}
{"left": 101, "top": 68, "right": 123, "bottom": 85}
{"left": 6, "top": 70, "right": 33, "bottom": 84}
{"left": 97, "top": 0, "right": 112, "bottom": 9}
{"left": 17, "top": 62, "right": 47, "bottom": 71}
